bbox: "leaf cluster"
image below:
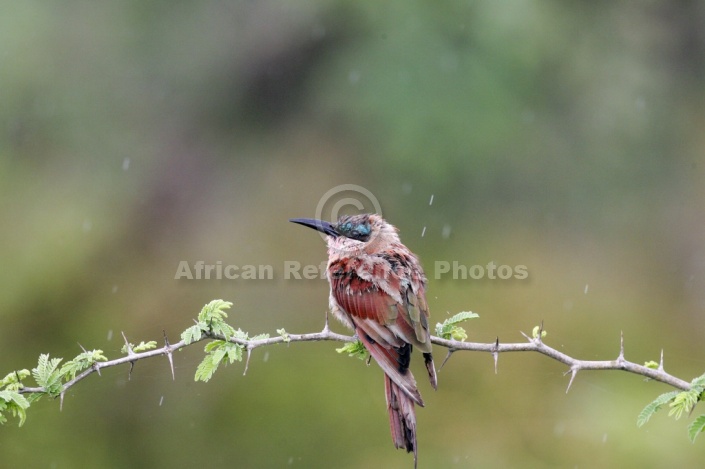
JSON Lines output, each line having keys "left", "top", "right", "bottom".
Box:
{"left": 0, "top": 350, "right": 107, "bottom": 426}
{"left": 181, "top": 299, "right": 236, "bottom": 345}
{"left": 435, "top": 311, "right": 479, "bottom": 341}
{"left": 121, "top": 341, "right": 157, "bottom": 354}
{"left": 638, "top": 373, "right": 705, "bottom": 442}
{"left": 336, "top": 341, "right": 369, "bottom": 361}
{"left": 183, "top": 300, "right": 269, "bottom": 382}
{"left": 0, "top": 371, "right": 31, "bottom": 426}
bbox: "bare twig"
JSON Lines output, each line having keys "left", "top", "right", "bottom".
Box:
{"left": 430, "top": 333, "right": 691, "bottom": 391}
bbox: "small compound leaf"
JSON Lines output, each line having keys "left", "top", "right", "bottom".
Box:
{"left": 637, "top": 390, "right": 680, "bottom": 427}
{"left": 688, "top": 415, "right": 705, "bottom": 443}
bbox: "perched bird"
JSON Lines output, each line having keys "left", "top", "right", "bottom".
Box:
{"left": 290, "top": 213, "right": 437, "bottom": 467}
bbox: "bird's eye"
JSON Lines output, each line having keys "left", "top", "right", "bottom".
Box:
{"left": 349, "top": 223, "right": 371, "bottom": 241}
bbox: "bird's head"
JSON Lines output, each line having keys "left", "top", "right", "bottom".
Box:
{"left": 290, "top": 213, "right": 399, "bottom": 255}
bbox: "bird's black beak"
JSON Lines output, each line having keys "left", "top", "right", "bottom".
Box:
{"left": 289, "top": 218, "right": 338, "bottom": 237}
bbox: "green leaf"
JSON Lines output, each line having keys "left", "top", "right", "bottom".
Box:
{"left": 691, "top": 373, "right": 705, "bottom": 388}
{"left": 0, "top": 390, "right": 30, "bottom": 426}
{"left": 1, "top": 370, "right": 31, "bottom": 391}
{"left": 181, "top": 325, "right": 204, "bottom": 345}
{"left": 637, "top": 390, "right": 680, "bottom": 427}
{"left": 194, "top": 341, "right": 244, "bottom": 382}
{"left": 121, "top": 341, "right": 158, "bottom": 354}
{"left": 31, "top": 354, "right": 64, "bottom": 396}
{"left": 232, "top": 329, "right": 249, "bottom": 340}
{"left": 644, "top": 361, "right": 659, "bottom": 369}
{"left": 60, "top": 350, "right": 108, "bottom": 381}
{"left": 194, "top": 355, "right": 219, "bottom": 382}
{"left": 198, "top": 299, "right": 233, "bottom": 323}
{"left": 446, "top": 311, "right": 479, "bottom": 325}
{"left": 336, "top": 341, "right": 369, "bottom": 361}
{"left": 250, "top": 333, "right": 270, "bottom": 341}
{"left": 688, "top": 415, "right": 705, "bottom": 443}
{"left": 435, "top": 311, "right": 478, "bottom": 341}
{"left": 190, "top": 300, "right": 237, "bottom": 340}
{"left": 532, "top": 326, "right": 547, "bottom": 339}
{"left": 669, "top": 389, "right": 701, "bottom": 420}
{"left": 450, "top": 326, "right": 468, "bottom": 341}
{"left": 211, "top": 322, "right": 236, "bottom": 340}
{"left": 277, "top": 329, "right": 291, "bottom": 343}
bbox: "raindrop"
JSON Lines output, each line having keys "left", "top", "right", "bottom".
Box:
{"left": 107, "top": 330, "right": 113, "bottom": 341}
{"left": 112, "top": 285, "right": 119, "bottom": 294}
{"left": 421, "top": 226, "right": 426, "bottom": 237}
{"left": 584, "top": 284, "right": 589, "bottom": 294}
{"left": 402, "top": 183, "right": 412, "bottom": 194}
{"left": 263, "top": 351, "right": 269, "bottom": 363}
{"left": 82, "top": 219, "right": 92, "bottom": 232}
{"left": 159, "top": 396, "right": 164, "bottom": 406}
{"left": 429, "top": 194, "right": 434, "bottom": 206}
{"left": 441, "top": 224, "right": 451, "bottom": 239}
{"left": 122, "top": 157, "right": 131, "bottom": 171}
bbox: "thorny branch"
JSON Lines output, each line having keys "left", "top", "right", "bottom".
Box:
{"left": 17, "top": 321, "right": 692, "bottom": 400}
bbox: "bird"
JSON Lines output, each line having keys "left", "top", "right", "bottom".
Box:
{"left": 290, "top": 213, "right": 437, "bottom": 468}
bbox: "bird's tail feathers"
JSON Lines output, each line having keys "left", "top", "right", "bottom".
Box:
{"left": 385, "top": 373, "right": 418, "bottom": 468}
{"left": 423, "top": 352, "right": 438, "bottom": 390}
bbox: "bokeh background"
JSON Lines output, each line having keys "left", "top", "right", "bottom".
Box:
{"left": 2, "top": 1, "right": 705, "bottom": 467}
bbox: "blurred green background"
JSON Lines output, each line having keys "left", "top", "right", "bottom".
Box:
{"left": 2, "top": 1, "right": 705, "bottom": 467}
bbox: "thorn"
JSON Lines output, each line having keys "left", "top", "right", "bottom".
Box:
{"left": 60, "top": 391, "right": 65, "bottom": 411}
{"left": 618, "top": 331, "right": 625, "bottom": 362}
{"left": 128, "top": 361, "right": 135, "bottom": 381}
{"left": 492, "top": 337, "right": 499, "bottom": 374}
{"left": 538, "top": 320, "right": 545, "bottom": 344}
{"left": 121, "top": 331, "right": 133, "bottom": 356}
{"left": 323, "top": 310, "right": 330, "bottom": 334}
{"left": 166, "top": 353, "right": 175, "bottom": 381}
{"left": 565, "top": 367, "right": 578, "bottom": 393}
{"left": 659, "top": 349, "right": 664, "bottom": 372}
{"left": 244, "top": 346, "right": 252, "bottom": 376}
{"left": 78, "top": 342, "right": 88, "bottom": 354}
{"left": 94, "top": 362, "right": 101, "bottom": 377}
{"left": 164, "top": 331, "right": 175, "bottom": 380}
{"left": 520, "top": 331, "right": 532, "bottom": 342}
{"left": 439, "top": 349, "right": 455, "bottom": 371}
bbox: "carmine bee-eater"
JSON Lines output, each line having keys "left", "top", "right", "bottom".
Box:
{"left": 290, "top": 213, "right": 437, "bottom": 468}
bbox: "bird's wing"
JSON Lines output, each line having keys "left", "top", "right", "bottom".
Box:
{"left": 401, "top": 283, "right": 432, "bottom": 352}
{"left": 330, "top": 267, "right": 428, "bottom": 405}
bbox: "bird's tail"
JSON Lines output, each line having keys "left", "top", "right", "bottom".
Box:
{"left": 385, "top": 373, "right": 418, "bottom": 468}
{"left": 423, "top": 352, "right": 438, "bottom": 390}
